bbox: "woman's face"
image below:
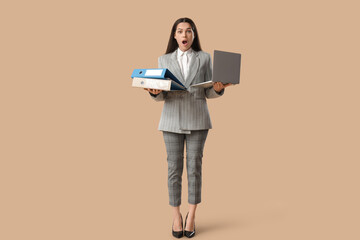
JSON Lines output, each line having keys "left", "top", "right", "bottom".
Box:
{"left": 174, "top": 22, "right": 195, "bottom": 52}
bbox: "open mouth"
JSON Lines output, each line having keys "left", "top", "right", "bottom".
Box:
{"left": 182, "top": 40, "right": 188, "bottom": 45}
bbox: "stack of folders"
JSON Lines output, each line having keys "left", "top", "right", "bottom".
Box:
{"left": 131, "top": 68, "right": 186, "bottom": 91}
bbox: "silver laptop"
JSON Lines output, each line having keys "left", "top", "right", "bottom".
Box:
{"left": 192, "top": 50, "right": 241, "bottom": 88}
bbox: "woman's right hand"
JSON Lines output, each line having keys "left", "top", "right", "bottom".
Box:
{"left": 144, "top": 88, "right": 163, "bottom": 95}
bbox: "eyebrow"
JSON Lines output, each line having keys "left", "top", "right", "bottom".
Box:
{"left": 177, "top": 28, "right": 192, "bottom": 30}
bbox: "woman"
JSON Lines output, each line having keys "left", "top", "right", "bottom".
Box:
{"left": 145, "top": 17, "right": 230, "bottom": 238}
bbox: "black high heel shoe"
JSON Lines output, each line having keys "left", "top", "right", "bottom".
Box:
{"left": 172, "top": 214, "right": 184, "bottom": 238}
{"left": 184, "top": 212, "right": 195, "bottom": 238}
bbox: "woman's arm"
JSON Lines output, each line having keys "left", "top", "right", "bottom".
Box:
{"left": 204, "top": 53, "right": 228, "bottom": 98}
{"left": 205, "top": 85, "right": 224, "bottom": 98}
{"left": 145, "top": 88, "right": 167, "bottom": 101}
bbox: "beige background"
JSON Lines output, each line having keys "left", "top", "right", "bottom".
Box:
{"left": 1, "top": 0, "right": 359, "bottom": 239}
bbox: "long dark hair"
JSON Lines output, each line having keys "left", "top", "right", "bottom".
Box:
{"left": 165, "top": 17, "right": 202, "bottom": 54}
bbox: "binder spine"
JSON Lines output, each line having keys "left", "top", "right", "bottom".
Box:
{"left": 131, "top": 69, "right": 166, "bottom": 79}
{"left": 132, "top": 77, "right": 171, "bottom": 91}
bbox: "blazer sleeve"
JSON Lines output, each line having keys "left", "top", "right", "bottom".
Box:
{"left": 204, "top": 53, "right": 225, "bottom": 99}
{"left": 148, "top": 56, "right": 168, "bottom": 101}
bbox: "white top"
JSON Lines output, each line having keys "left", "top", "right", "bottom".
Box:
{"left": 177, "top": 48, "right": 193, "bottom": 81}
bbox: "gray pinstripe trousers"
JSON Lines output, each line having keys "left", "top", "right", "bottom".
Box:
{"left": 163, "top": 130, "right": 209, "bottom": 207}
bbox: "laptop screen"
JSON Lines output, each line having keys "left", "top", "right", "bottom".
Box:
{"left": 213, "top": 50, "right": 241, "bottom": 84}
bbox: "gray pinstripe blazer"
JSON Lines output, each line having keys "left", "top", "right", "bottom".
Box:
{"left": 151, "top": 49, "right": 225, "bottom": 134}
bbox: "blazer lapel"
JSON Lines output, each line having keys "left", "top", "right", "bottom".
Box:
{"left": 170, "top": 50, "right": 185, "bottom": 85}
{"left": 184, "top": 51, "right": 199, "bottom": 88}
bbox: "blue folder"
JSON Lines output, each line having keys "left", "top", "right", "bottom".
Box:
{"left": 131, "top": 68, "right": 185, "bottom": 89}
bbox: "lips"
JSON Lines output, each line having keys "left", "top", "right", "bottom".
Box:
{"left": 182, "top": 40, "right": 188, "bottom": 45}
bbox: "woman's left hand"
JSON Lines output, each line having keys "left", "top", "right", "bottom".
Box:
{"left": 213, "top": 82, "right": 231, "bottom": 92}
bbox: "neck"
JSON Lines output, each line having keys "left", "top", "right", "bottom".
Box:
{"left": 179, "top": 47, "right": 191, "bottom": 52}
